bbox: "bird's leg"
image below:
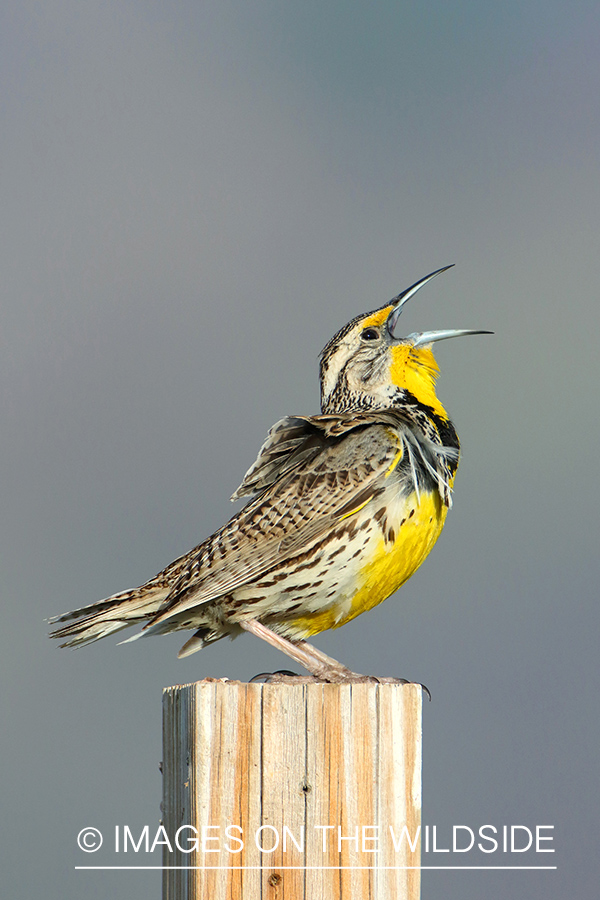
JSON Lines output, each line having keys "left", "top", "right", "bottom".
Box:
{"left": 240, "top": 619, "right": 370, "bottom": 683}
{"left": 294, "top": 638, "right": 361, "bottom": 678}
{"left": 240, "top": 619, "right": 423, "bottom": 689}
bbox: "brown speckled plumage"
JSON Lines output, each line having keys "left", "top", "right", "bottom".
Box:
{"left": 49, "top": 268, "right": 488, "bottom": 681}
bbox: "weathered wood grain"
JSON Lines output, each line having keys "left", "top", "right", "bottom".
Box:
{"left": 162, "top": 681, "right": 422, "bottom": 899}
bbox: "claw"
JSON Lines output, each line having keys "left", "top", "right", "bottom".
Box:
{"left": 419, "top": 682, "right": 432, "bottom": 701}
{"left": 249, "top": 669, "right": 301, "bottom": 683}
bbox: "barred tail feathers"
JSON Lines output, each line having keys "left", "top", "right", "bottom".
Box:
{"left": 48, "top": 584, "right": 170, "bottom": 648}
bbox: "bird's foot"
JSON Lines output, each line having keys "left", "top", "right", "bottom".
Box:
{"left": 249, "top": 668, "right": 430, "bottom": 696}
{"left": 250, "top": 670, "right": 321, "bottom": 684}
{"left": 240, "top": 620, "right": 430, "bottom": 696}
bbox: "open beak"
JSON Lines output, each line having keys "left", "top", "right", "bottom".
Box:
{"left": 408, "top": 328, "right": 493, "bottom": 347}
{"left": 386, "top": 265, "right": 492, "bottom": 346}
{"left": 386, "top": 265, "right": 454, "bottom": 338}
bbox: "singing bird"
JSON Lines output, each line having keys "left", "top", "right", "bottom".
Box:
{"left": 50, "top": 266, "right": 489, "bottom": 682}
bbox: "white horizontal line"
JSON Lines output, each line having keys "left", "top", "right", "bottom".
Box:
{"left": 75, "top": 865, "right": 557, "bottom": 871}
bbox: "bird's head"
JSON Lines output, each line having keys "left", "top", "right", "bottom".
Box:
{"left": 319, "top": 266, "right": 490, "bottom": 417}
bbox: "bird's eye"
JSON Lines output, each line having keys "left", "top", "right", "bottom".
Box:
{"left": 361, "top": 327, "right": 380, "bottom": 341}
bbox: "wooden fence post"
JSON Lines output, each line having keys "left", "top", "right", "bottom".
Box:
{"left": 162, "top": 681, "right": 422, "bottom": 900}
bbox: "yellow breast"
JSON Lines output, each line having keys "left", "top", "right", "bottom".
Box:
{"left": 339, "top": 489, "right": 448, "bottom": 627}
{"left": 291, "top": 489, "right": 448, "bottom": 637}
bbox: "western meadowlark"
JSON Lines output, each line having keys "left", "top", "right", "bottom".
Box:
{"left": 50, "top": 266, "right": 489, "bottom": 682}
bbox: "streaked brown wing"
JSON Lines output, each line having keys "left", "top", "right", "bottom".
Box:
{"left": 230, "top": 416, "right": 323, "bottom": 499}
{"left": 148, "top": 419, "right": 402, "bottom": 627}
{"left": 230, "top": 409, "right": 412, "bottom": 499}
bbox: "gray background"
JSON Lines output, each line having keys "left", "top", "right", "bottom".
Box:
{"left": 2, "top": 1, "right": 598, "bottom": 897}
